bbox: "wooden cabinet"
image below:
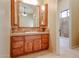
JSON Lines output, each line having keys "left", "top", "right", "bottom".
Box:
{"left": 25, "top": 35, "right": 41, "bottom": 52}
{"left": 11, "top": 36, "right": 24, "bottom": 57}
{"left": 11, "top": 34, "right": 49, "bottom": 57}
{"left": 33, "top": 35, "right": 41, "bottom": 51}
{"left": 41, "top": 34, "right": 49, "bottom": 49}
{"left": 12, "top": 48, "right": 24, "bottom": 57}
{"left": 25, "top": 36, "right": 33, "bottom": 53}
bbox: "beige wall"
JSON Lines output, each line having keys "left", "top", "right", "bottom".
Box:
{"left": 44, "top": 0, "right": 48, "bottom": 4}
{"left": 58, "top": 0, "right": 69, "bottom": 12}
{"left": 48, "top": 0, "right": 57, "bottom": 52}
{"left": 70, "top": 0, "right": 79, "bottom": 48}
{"left": 38, "top": 0, "right": 48, "bottom": 5}
{"left": 0, "top": 0, "right": 10, "bottom": 57}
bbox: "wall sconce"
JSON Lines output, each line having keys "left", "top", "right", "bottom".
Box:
{"left": 41, "top": 5, "right": 45, "bottom": 26}
{"left": 41, "top": 5, "right": 45, "bottom": 12}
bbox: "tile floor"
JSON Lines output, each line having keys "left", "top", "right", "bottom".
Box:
{"left": 19, "top": 48, "right": 79, "bottom": 58}
{"left": 37, "top": 48, "right": 79, "bottom": 58}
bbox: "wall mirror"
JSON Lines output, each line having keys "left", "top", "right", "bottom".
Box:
{"left": 15, "top": 0, "right": 40, "bottom": 27}
{"left": 11, "top": 0, "right": 48, "bottom": 28}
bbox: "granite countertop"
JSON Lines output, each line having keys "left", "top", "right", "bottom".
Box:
{"left": 11, "top": 32, "right": 49, "bottom": 36}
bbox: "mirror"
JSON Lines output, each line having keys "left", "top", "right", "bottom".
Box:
{"left": 14, "top": 0, "right": 39, "bottom": 27}
{"left": 13, "top": 0, "right": 48, "bottom": 28}
{"left": 19, "top": 2, "right": 39, "bottom": 27}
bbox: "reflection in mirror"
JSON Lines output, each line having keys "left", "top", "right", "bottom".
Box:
{"left": 19, "top": 2, "right": 39, "bottom": 27}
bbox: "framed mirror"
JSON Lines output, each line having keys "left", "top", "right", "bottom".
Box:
{"left": 18, "top": 2, "right": 39, "bottom": 27}
{"left": 11, "top": 0, "right": 48, "bottom": 28}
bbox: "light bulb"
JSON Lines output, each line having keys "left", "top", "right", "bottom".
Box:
{"left": 15, "top": 0, "right": 16, "bottom": 2}
{"left": 41, "top": 5, "right": 45, "bottom": 11}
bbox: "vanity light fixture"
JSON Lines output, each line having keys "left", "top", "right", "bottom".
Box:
{"left": 41, "top": 21, "right": 44, "bottom": 25}
{"left": 22, "top": 0, "right": 38, "bottom": 5}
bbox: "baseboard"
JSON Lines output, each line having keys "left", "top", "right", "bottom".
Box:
{"left": 71, "top": 44, "right": 79, "bottom": 49}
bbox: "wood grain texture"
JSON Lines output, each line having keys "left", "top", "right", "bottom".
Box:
{"left": 25, "top": 36, "right": 33, "bottom": 53}
{"left": 45, "top": 4, "right": 48, "bottom": 27}
{"left": 11, "top": 34, "right": 49, "bottom": 57}
{"left": 12, "top": 48, "right": 24, "bottom": 57}
{"left": 11, "top": 0, "right": 15, "bottom": 27}
{"left": 33, "top": 38, "right": 41, "bottom": 51}
{"left": 11, "top": 36, "right": 24, "bottom": 57}
{"left": 41, "top": 34, "right": 49, "bottom": 49}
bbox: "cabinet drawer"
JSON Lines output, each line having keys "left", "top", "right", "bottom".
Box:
{"left": 11, "top": 48, "right": 24, "bottom": 57}
{"left": 25, "top": 35, "right": 41, "bottom": 40}
{"left": 12, "top": 41, "right": 24, "bottom": 48}
{"left": 11, "top": 36, "right": 24, "bottom": 42}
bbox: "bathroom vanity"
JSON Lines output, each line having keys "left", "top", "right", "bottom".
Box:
{"left": 11, "top": 32, "right": 49, "bottom": 57}
{"left": 11, "top": 0, "right": 48, "bottom": 58}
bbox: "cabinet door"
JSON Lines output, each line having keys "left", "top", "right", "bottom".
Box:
{"left": 12, "top": 48, "right": 24, "bottom": 57}
{"left": 12, "top": 36, "right": 24, "bottom": 42}
{"left": 25, "top": 36, "right": 33, "bottom": 53}
{"left": 11, "top": 36, "right": 24, "bottom": 57}
{"left": 12, "top": 41, "right": 24, "bottom": 48}
{"left": 41, "top": 34, "right": 49, "bottom": 49}
{"left": 33, "top": 38, "right": 41, "bottom": 51}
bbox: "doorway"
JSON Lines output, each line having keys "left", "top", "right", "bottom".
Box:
{"left": 57, "top": 0, "right": 71, "bottom": 54}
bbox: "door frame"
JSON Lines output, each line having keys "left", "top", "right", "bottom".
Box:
{"left": 56, "top": 0, "right": 72, "bottom": 54}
